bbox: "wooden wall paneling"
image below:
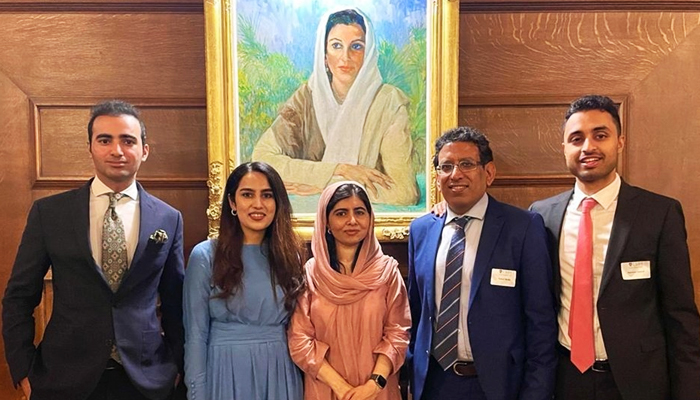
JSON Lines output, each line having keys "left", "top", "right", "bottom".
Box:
{"left": 625, "top": 24, "right": 700, "bottom": 300}
{"left": 488, "top": 186, "right": 574, "bottom": 210}
{"left": 33, "top": 101, "right": 208, "bottom": 185}
{"left": 461, "top": 1, "right": 700, "bottom": 12}
{"left": 459, "top": 12, "right": 700, "bottom": 97}
{"left": 459, "top": 10, "right": 700, "bottom": 305}
{"left": 0, "top": 13, "right": 205, "bottom": 99}
{"left": 459, "top": 96, "right": 626, "bottom": 183}
{"left": 0, "top": 65, "right": 33, "bottom": 400}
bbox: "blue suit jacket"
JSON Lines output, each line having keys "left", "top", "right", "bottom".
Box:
{"left": 407, "top": 195, "right": 557, "bottom": 400}
{"left": 2, "top": 181, "right": 185, "bottom": 400}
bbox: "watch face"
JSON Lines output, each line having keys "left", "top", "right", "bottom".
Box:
{"left": 371, "top": 374, "right": 387, "bottom": 388}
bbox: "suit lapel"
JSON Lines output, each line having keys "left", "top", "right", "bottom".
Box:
{"left": 470, "top": 196, "right": 504, "bottom": 308}
{"left": 117, "top": 183, "right": 157, "bottom": 294}
{"left": 599, "top": 182, "right": 639, "bottom": 295}
{"left": 426, "top": 213, "right": 447, "bottom": 318}
{"left": 73, "top": 183, "right": 94, "bottom": 264}
{"left": 547, "top": 191, "right": 572, "bottom": 245}
{"left": 547, "top": 190, "right": 572, "bottom": 301}
{"left": 73, "top": 180, "right": 114, "bottom": 291}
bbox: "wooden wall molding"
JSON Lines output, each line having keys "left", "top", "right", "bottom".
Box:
{"left": 459, "top": 95, "right": 628, "bottom": 187}
{"left": 461, "top": 1, "right": 700, "bottom": 12}
{"left": 31, "top": 97, "right": 208, "bottom": 190}
{"left": 31, "top": 97, "right": 206, "bottom": 107}
{"left": 32, "top": 178, "right": 207, "bottom": 189}
{"left": 0, "top": 1, "right": 203, "bottom": 13}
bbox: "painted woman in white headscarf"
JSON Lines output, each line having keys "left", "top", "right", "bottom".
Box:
{"left": 252, "top": 7, "right": 419, "bottom": 206}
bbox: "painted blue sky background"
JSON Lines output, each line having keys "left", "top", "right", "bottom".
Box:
{"left": 236, "top": 0, "right": 427, "bottom": 75}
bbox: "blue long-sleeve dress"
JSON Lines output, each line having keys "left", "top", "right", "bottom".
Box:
{"left": 183, "top": 239, "right": 302, "bottom": 400}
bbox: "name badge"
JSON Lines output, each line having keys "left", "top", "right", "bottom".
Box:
{"left": 490, "top": 268, "right": 517, "bottom": 287}
{"left": 621, "top": 261, "right": 651, "bottom": 280}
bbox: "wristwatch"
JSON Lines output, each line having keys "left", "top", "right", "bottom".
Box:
{"left": 370, "top": 373, "right": 387, "bottom": 389}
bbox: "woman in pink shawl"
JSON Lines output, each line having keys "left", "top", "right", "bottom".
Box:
{"left": 288, "top": 181, "right": 410, "bottom": 400}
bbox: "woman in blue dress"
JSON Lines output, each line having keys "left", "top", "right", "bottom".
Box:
{"left": 183, "top": 161, "right": 306, "bottom": 399}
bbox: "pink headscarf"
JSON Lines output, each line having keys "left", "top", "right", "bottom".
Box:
{"left": 305, "top": 181, "right": 397, "bottom": 305}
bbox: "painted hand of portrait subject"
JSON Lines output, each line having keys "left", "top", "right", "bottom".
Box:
{"left": 20, "top": 377, "right": 31, "bottom": 399}
{"left": 431, "top": 200, "right": 447, "bottom": 217}
{"left": 342, "top": 381, "right": 381, "bottom": 400}
{"left": 334, "top": 164, "right": 394, "bottom": 198}
{"left": 285, "top": 182, "right": 324, "bottom": 196}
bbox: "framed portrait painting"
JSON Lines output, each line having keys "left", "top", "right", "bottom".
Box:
{"left": 205, "top": 0, "right": 459, "bottom": 240}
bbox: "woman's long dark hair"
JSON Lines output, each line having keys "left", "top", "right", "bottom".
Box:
{"left": 324, "top": 183, "right": 372, "bottom": 273}
{"left": 212, "top": 162, "right": 306, "bottom": 311}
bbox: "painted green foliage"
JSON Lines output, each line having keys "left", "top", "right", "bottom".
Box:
{"left": 237, "top": 15, "right": 427, "bottom": 174}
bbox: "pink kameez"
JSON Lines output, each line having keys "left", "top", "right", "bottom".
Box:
{"left": 288, "top": 181, "right": 411, "bottom": 400}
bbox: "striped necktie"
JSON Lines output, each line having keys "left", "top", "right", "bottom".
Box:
{"left": 433, "top": 216, "right": 471, "bottom": 370}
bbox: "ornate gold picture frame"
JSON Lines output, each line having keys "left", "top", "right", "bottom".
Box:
{"left": 204, "top": 0, "right": 458, "bottom": 241}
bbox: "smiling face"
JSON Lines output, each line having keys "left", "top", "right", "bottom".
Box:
{"left": 89, "top": 114, "right": 149, "bottom": 193}
{"left": 563, "top": 109, "right": 625, "bottom": 194}
{"left": 325, "top": 22, "right": 366, "bottom": 95}
{"left": 436, "top": 141, "right": 495, "bottom": 215}
{"left": 327, "top": 195, "right": 371, "bottom": 250}
{"left": 229, "top": 171, "right": 277, "bottom": 244}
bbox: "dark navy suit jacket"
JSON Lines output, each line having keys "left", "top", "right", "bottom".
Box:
{"left": 3, "top": 181, "right": 185, "bottom": 400}
{"left": 530, "top": 181, "right": 700, "bottom": 400}
{"left": 407, "top": 195, "right": 557, "bottom": 400}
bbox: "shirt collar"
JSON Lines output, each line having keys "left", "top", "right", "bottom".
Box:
{"left": 572, "top": 173, "right": 621, "bottom": 210}
{"left": 445, "top": 192, "right": 489, "bottom": 225}
{"left": 90, "top": 176, "right": 139, "bottom": 200}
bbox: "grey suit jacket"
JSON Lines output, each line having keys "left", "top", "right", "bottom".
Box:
{"left": 530, "top": 181, "right": 700, "bottom": 400}
{"left": 2, "top": 180, "right": 185, "bottom": 400}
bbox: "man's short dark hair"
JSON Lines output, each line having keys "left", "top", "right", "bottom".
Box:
{"left": 87, "top": 100, "right": 147, "bottom": 145}
{"left": 432, "top": 126, "right": 494, "bottom": 168}
{"left": 565, "top": 95, "right": 621, "bottom": 135}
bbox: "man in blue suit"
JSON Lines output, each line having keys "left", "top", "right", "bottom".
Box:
{"left": 3, "top": 100, "right": 185, "bottom": 400}
{"left": 407, "top": 126, "right": 557, "bottom": 400}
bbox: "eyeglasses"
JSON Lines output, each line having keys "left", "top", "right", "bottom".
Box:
{"left": 436, "top": 160, "right": 482, "bottom": 175}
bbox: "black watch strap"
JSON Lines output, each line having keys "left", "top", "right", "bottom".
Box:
{"left": 370, "top": 373, "right": 387, "bottom": 389}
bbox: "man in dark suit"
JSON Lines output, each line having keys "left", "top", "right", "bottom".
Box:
{"left": 2, "top": 100, "right": 185, "bottom": 400}
{"left": 407, "top": 126, "right": 557, "bottom": 400}
{"left": 530, "top": 94, "right": 700, "bottom": 400}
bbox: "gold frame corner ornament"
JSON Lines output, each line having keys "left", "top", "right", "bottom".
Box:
{"left": 204, "top": 0, "right": 458, "bottom": 241}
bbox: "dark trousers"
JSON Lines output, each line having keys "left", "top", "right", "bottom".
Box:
{"left": 421, "top": 356, "right": 487, "bottom": 400}
{"left": 555, "top": 348, "right": 623, "bottom": 400}
{"left": 86, "top": 363, "right": 150, "bottom": 400}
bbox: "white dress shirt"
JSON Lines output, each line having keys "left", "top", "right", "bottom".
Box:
{"left": 89, "top": 177, "right": 140, "bottom": 271}
{"left": 434, "top": 193, "right": 488, "bottom": 361}
{"left": 558, "top": 174, "right": 621, "bottom": 360}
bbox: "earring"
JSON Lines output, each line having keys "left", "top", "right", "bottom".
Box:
{"left": 326, "top": 228, "right": 331, "bottom": 235}
{"left": 231, "top": 209, "right": 237, "bottom": 217}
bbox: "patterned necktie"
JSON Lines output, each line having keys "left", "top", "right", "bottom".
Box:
{"left": 101, "top": 192, "right": 128, "bottom": 292}
{"left": 433, "top": 216, "right": 471, "bottom": 370}
{"left": 570, "top": 197, "right": 598, "bottom": 372}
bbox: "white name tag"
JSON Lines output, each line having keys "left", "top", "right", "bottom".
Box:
{"left": 490, "top": 268, "right": 517, "bottom": 287}
{"left": 621, "top": 261, "right": 651, "bottom": 280}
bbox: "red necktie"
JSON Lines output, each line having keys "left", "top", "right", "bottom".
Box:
{"left": 569, "top": 197, "right": 597, "bottom": 372}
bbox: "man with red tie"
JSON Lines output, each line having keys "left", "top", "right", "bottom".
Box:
{"left": 530, "top": 95, "right": 700, "bottom": 400}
